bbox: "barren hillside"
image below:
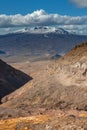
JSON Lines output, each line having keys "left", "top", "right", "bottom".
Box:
{"left": 0, "top": 42, "right": 87, "bottom": 116}
{"left": 1, "top": 42, "right": 87, "bottom": 129}
{"left": 57, "top": 42, "right": 87, "bottom": 64}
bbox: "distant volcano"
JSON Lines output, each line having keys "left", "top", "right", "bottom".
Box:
{"left": 13, "top": 26, "right": 70, "bottom": 34}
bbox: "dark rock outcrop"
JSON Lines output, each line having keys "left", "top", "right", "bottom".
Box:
{"left": 0, "top": 59, "right": 32, "bottom": 102}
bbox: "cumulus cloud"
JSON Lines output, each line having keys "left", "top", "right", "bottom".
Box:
{"left": 0, "top": 9, "right": 87, "bottom": 28}
{"left": 70, "top": 0, "right": 87, "bottom": 8}
{"left": 0, "top": 9, "right": 87, "bottom": 34}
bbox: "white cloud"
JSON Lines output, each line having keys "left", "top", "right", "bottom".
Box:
{"left": 1, "top": 25, "right": 87, "bottom": 35}
{"left": 70, "top": 0, "right": 87, "bottom": 8}
{"left": 0, "top": 9, "right": 87, "bottom": 34}
{"left": 59, "top": 25, "right": 87, "bottom": 35}
{"left": 0, "top": 9, "right": 87, "bottom": 28}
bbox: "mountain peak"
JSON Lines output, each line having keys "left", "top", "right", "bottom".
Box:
{"left": 13, "top": 26, "right": 70, "bottom": 34}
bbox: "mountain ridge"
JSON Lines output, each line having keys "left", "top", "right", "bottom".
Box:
{"left": 0, "top": 59, "right": 32, "bottom": 102}
{"left": 12, "top": 26, "right": 70, "bottom": 35}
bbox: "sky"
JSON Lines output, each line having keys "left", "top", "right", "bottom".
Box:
{"left": 0, "top": 0, "right": 87, "bottom": 35}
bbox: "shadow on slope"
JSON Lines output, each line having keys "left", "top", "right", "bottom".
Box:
{"left": 0, "top": 59, "right": 32, "bottom": 103}
{"left": 0, "top": 50, "right": 6, "bottom": 55}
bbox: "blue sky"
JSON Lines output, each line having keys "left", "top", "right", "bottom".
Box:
{"left": 0, "top": 0, "right": 87, "bottom": 16}
{"left": 0, "top": 0, "right": 87, "bottom": 35}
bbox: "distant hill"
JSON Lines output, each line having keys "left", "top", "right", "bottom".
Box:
{"left": 0, "top": 29, "right": 87, "bottom": 62}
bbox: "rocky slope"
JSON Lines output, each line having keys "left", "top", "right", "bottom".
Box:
{"left": 0, "top": 59, "right": 32, "bottom": 102}
{"left": 57, "top": 42, "right": 87, "bottom": 64}
{"left": 0, "top": 42, "right": 87, "bottom": 118}
{"left": 1, "top": 42, "right": 87, "bottom": 129}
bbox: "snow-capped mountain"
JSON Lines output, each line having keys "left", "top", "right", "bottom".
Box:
{"left": 0, "top": 28, "right": 87, "bottom": 62}
{"left": 13, "top": 26, "right": 70, "bottom": 34}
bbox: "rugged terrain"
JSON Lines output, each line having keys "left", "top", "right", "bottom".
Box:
{"left": 1, "top": 110, "right": 87, "bottom": 130}
{"left": 1, "top": 42, "right": 87, "bottom": 109}
{"left": 1, "top": 42, "right": 87, "bottom": 129}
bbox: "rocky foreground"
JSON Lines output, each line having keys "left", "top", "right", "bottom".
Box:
{"left": 1, "top": 110, "right": 87, "bottom": 130}
{"left": 1, "top": 42, "right": 87, "bottom": 129}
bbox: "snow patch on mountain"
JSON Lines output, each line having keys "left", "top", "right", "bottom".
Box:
{"left": 13, "top": 26, "right": 70, "bottom": 34}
